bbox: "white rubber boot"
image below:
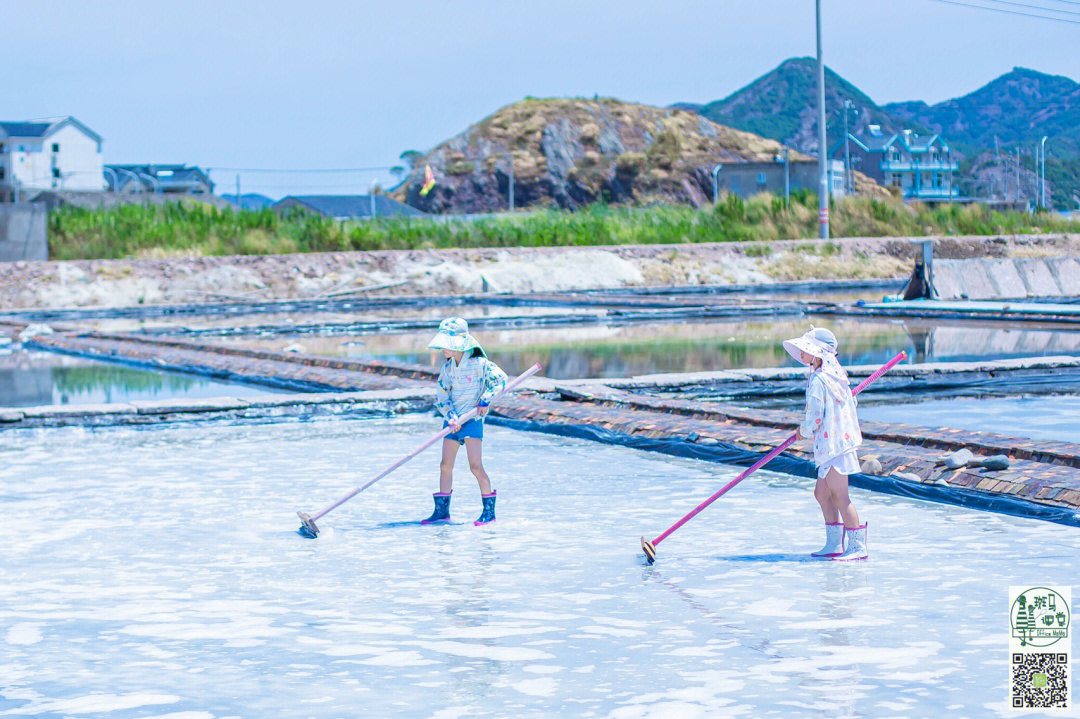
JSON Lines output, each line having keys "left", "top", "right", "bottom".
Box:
{"left": 832, "top": 524, "right": 868, "bottom": 561}
{"left": 810, "top": 522, "right": 845, "bottom": 558}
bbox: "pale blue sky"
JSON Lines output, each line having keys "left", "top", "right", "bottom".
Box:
{"left": 6, "top": 0, "right": 1077, "bottom": 198}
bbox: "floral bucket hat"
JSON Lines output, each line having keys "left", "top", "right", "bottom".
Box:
{"left": 782, "top": 326, "right": 838, "bottom": 365}
{"left": 427, "top": 317, "right": 486, "bottom": 358}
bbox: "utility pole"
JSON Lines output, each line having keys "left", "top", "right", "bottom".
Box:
{"left": 1041, "top": 136, "right": 1048, "bottom": 210}
{"left": 815, "top": 0, "right": 829, "bottom": 238}
{"left": 783, "top": 148, "right": 790, "bottom": 206}
{"left": 1015, "top": 147, "right": 1020, "bottom": 204}
{"left": 1033, "top": 144, "right": 1039, "bottom": 210}
{"left": 842, "top": 99, "right": 855, "bottom": 195}
{"left": 994, "top": 136, "right": 1001, "bottom": 201}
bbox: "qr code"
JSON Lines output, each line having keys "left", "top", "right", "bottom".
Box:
{"left": 1012, "top": 652, "right": 1069, "bottom": 709}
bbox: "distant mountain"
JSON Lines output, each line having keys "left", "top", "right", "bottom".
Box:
{"left": 684, "top": 60, "right": 1080, "bottom": 207}
{"left": 393, "top": 97, "right": 883, "bottom": 214}
{"left": 883, "top": 68, "right": 1080, "bottom": 155}
{"left": 690, "top": 58, "right": 925, "bottom": 156}
{"left": 884, "top": 68, "right": 1080, "bottom": 206}
{"left": 222, "top": 193, "right": 275, "bottom": 210}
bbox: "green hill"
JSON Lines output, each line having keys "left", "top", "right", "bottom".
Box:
{"left": 686, "top": 59, "right": 1080, "bottom": 207}
{"left": 884, "top": 67, "right": 1080, "bottom": 206}
{"left": 691, "top": 57, "right": 927, "bottom": 156}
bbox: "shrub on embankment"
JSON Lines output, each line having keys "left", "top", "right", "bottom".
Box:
{"left": 47, "top": 193, "right": 1080, "bottom": 260}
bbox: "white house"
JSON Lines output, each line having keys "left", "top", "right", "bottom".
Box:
{"left": 0, "top": 117, "right": 105, "bottom": 200}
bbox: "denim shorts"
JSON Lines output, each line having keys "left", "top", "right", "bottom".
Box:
{"left": 443, "top": 417, "right": 484, "bottom": 444}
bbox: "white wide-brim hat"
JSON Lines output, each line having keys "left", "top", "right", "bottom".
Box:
{"left": 782, "top": 327, "right": 837, "bottom": 365}
{"left": 427, "top": 317, "right": 485, "bottom": 357}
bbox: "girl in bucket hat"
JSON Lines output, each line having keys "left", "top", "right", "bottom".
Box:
{"left": 422, "top": 317, "right": 508, "bottom": 526}
{"left": 782, "top": 326, "right": 868, "bottom": 561}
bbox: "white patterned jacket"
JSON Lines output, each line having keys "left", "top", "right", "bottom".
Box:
{"left": 799, "top": 370, "right": 862, "bottom": 465}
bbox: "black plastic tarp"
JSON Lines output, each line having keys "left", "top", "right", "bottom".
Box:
{"left": 489, "top": 416, "right": 1080, "bottom": 528}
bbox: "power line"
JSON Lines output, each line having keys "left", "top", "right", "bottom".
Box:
{"left": 979, "top": 0, "right": 1080, "bottom": 17}
{"left": 927, "top": 0, "right": 1080, "bottom": 22}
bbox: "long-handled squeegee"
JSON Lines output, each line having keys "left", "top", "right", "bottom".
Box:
{"left": 297, "top": 362, "right": 542, "bottom": 538}
{"left": 641, "top": 351, "right": 907, "bottom": 564}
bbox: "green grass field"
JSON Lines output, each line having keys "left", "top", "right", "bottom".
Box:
{"left": 47, "top": 192, "right": 1080, "bottom": 261}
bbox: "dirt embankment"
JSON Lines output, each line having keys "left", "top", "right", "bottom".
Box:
{"left": 0, "top": 234, "right": 1076, "bottom": 310}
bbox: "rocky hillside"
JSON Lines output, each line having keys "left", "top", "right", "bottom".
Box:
{"left": 395, "top": 98, "right": 881, "bottom": 214}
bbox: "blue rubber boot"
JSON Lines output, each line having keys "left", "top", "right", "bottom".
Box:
{"left": 475, "top": 491, "right": 496, "bottom": 526}
{"left": 421, "top": 492, "right": 452, "bottom": 524}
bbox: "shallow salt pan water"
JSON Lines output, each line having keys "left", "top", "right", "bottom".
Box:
{"left": 1, "top": 416, "right": 1077, "bottom": 718}
{"left": 859, "top": 394, "right": 1080, "bottom": 445}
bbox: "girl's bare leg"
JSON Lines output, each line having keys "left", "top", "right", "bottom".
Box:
{"left": 439, "top": 439, "right": 460, "bottom": 494}
{"left": 464, "top": 438, "right": 492, "bottom": 495}
{"left": 814, "top": 477, "right": 840, "bottom": 523}
{"left": 825, "top": 467, "right": 860, "bottom": 528}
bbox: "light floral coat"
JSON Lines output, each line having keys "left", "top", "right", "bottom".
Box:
{"left": 799, "top": 367, "right": 862, "bottom": 465}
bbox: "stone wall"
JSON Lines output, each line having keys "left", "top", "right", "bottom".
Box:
{"left": 0, "top": 203, "right": 47, "bottom": 262}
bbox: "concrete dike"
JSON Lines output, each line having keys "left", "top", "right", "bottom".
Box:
{"left": 931, "top": 256, "right": 1080, "bottom": 300}
{"left": 3, "top": 233, "right": 1077, "bottom": 310}
{"left": 0, "top": 388, "right": 435, "bottom": 429}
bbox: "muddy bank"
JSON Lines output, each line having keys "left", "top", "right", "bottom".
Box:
{"left": 1, "top": 234, "right": 1076, "bottom": 309}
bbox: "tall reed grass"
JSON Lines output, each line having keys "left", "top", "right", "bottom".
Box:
{"left": 48, "top": 193, "right": 1080, "bottom": 260}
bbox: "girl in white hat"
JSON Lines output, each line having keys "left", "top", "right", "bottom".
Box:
{"left": 782, "top": 326, "right": 868, "bottom": 561}
{"left": 422, "top": 317, "right": 508, "bottom": 526}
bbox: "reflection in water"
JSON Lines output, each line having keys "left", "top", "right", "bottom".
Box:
{"left": 217, "top": 317, "right": 1080, "bottom": 380}
{"left": 803, "top": 568, "right": 870, "bottom": 717}
{"left": 904, "top": 323, "right": 1080, "bottom": 364}
{"left": 0, "top": 351, "right": 272, "bottom": 408}
{"left": 214, "top": 318, "right": 910, "bottom": 379}
{"left": 433, "top": 532, "right": 502, "bottom": 705}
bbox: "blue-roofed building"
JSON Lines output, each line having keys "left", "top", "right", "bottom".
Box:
{"left": 104, "top": 164, "right": 214, "bottom": 194}
{"left": 274, "top": 195, "right": 427, "bottom": 220}
{"left": 832, "top": 125, "right": 958, "bottom": 201}
{"left": 0, "top": 116, "right": 105, "bottom": 200}
{"left": 222, "top": 193, "right": 276, "bottom": 211}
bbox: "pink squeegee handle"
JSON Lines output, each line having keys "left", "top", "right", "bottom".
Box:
{"left": 649, "top": 350, "right": 907, "bottom": 548}
{"left": 308, "top": 362, "right": 542, "bottom": 522}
